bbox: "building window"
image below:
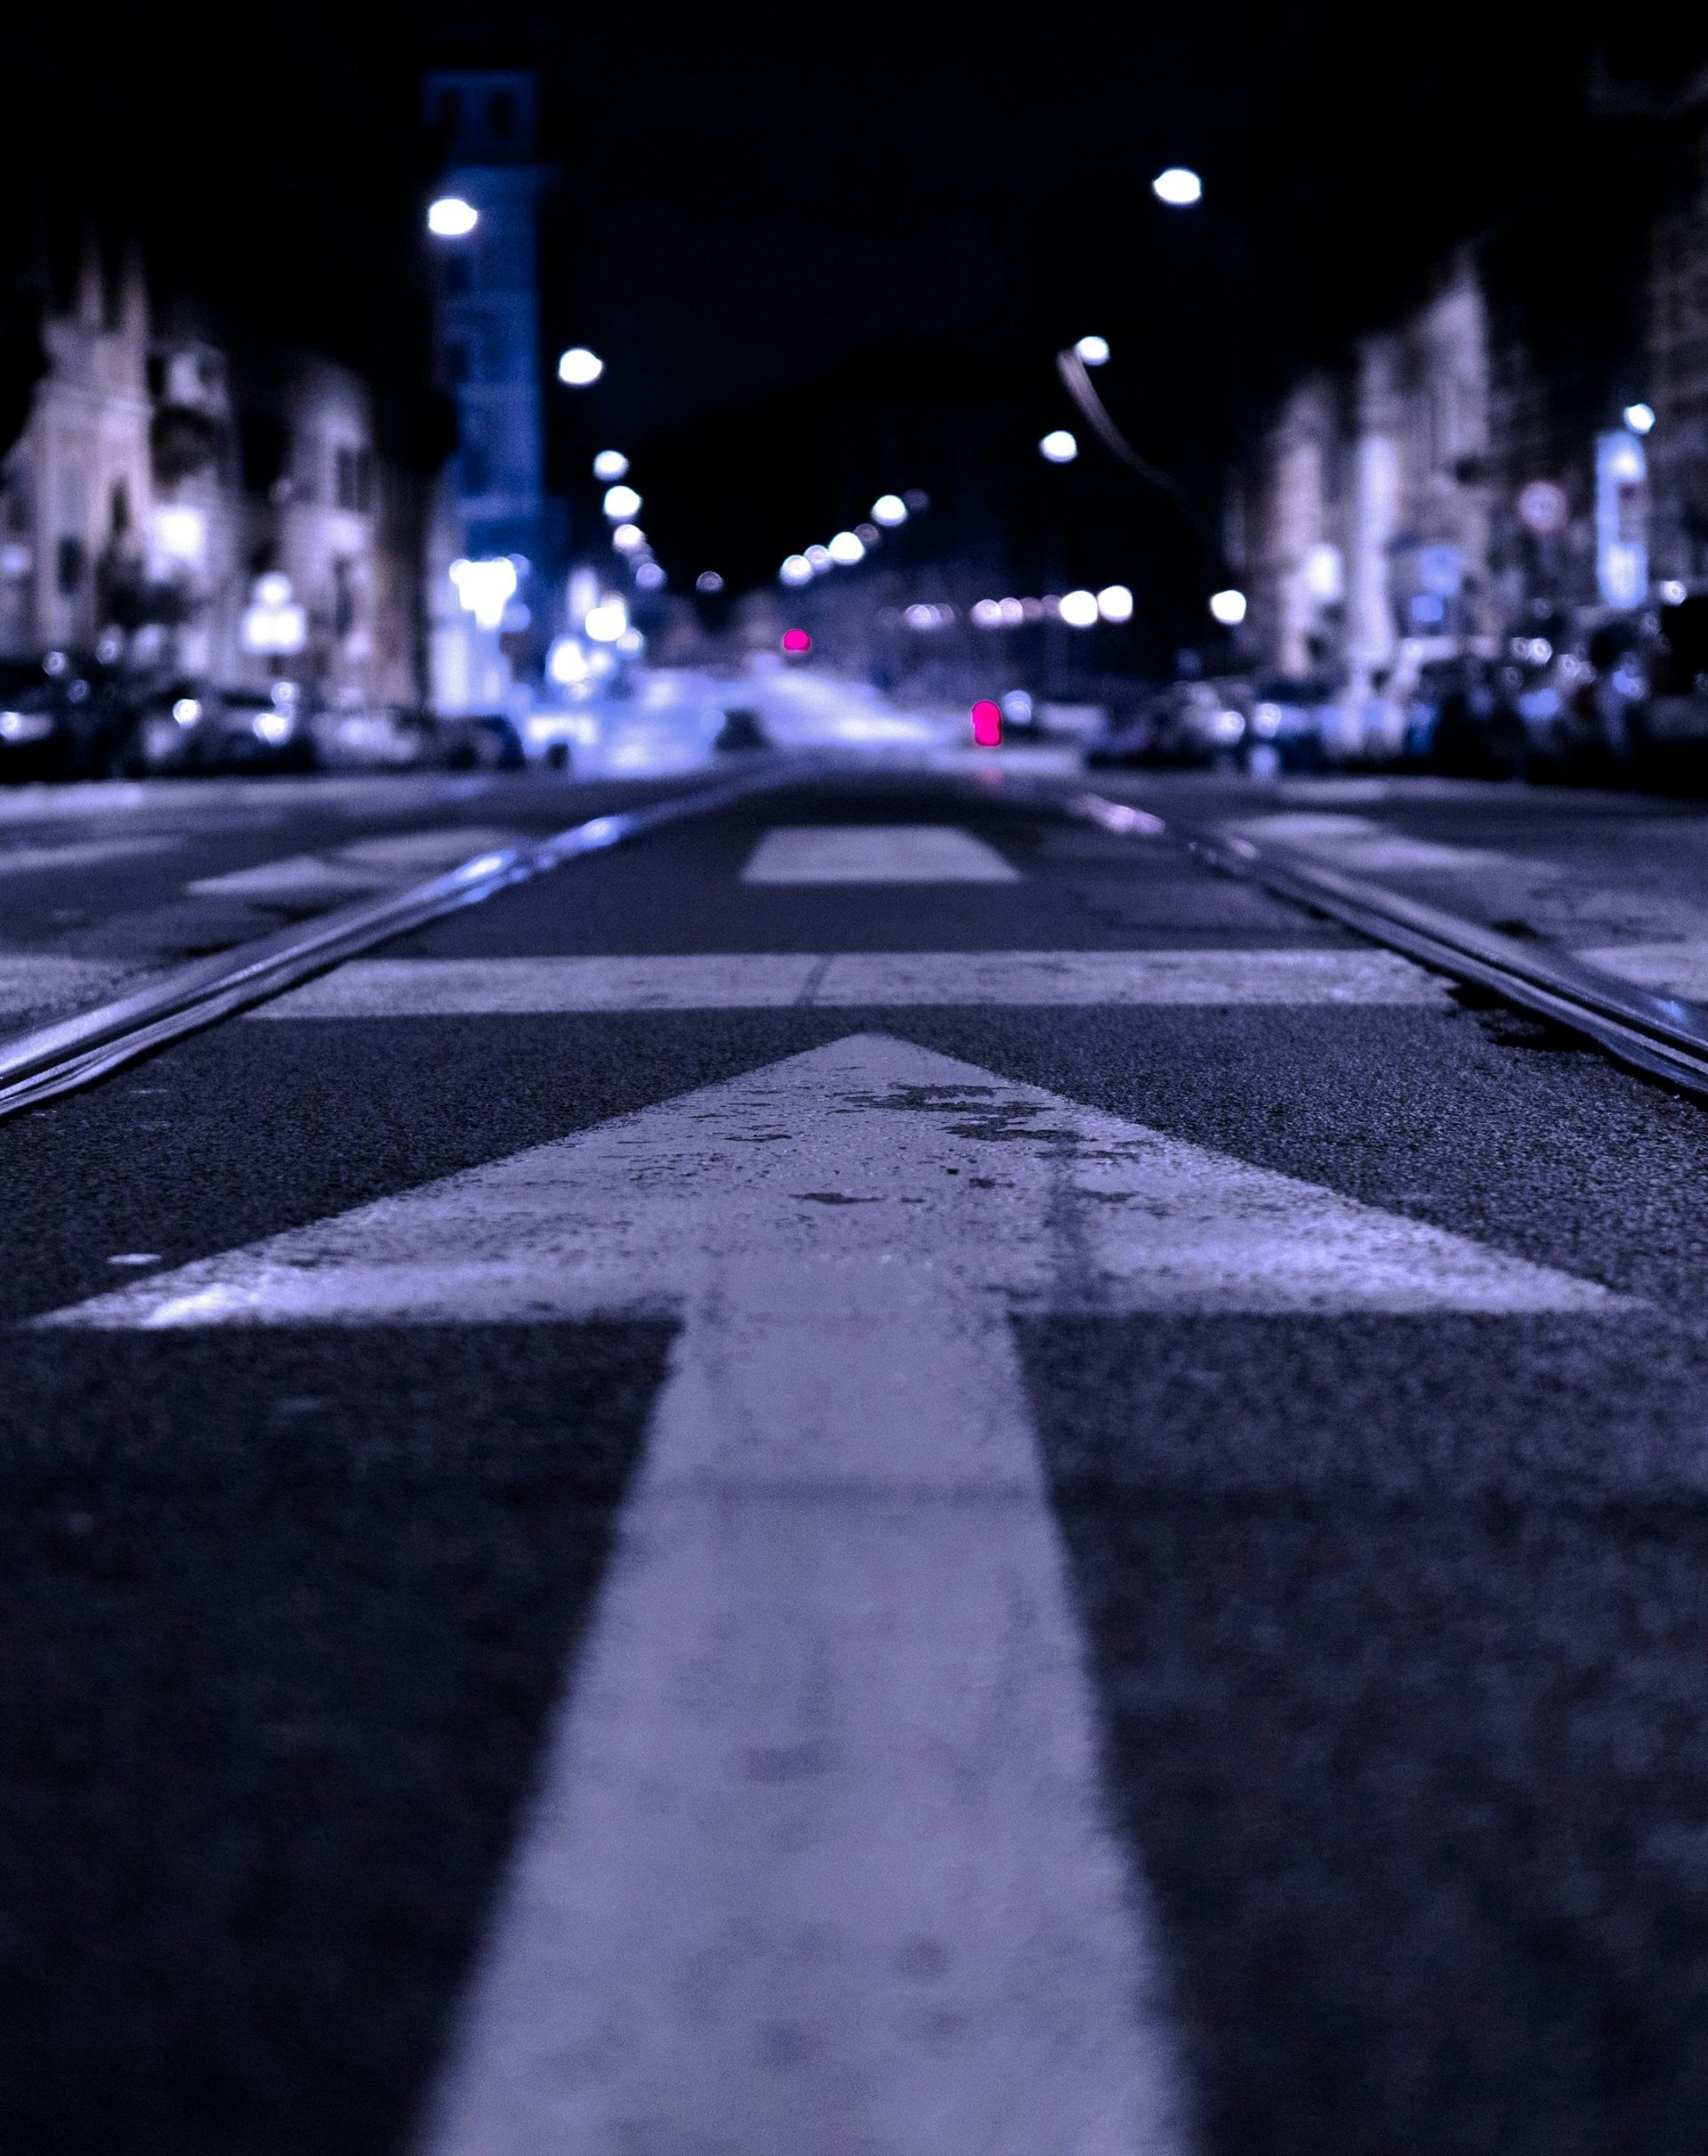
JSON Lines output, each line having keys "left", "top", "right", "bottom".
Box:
{"left": 334, "top": 556, "right": 358, "bottom": 639}
{"left": 334, "top": 445, "right": 375, "bottom": 513}
{"left": 239, "top": 409, "right": 288, "bottom": 495}
{"left": 57, "top": 537, "right": 85, "bottom": 596}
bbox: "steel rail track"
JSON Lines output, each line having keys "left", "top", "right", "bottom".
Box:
{"left": 0, "top": 763, "right": 808, "bottom": 1123}
{"left": 1060, "top": 784, "right": 1708, "bottom": 1103}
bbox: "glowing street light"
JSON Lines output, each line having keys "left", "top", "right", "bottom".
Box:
{"left": 584, "top": 597, "right": 629, "bottom": 643}
{"left": 602, "top": 483, "right": 641, "bottom": 520}
{"left": 635, "top": 561, "right": 666, "bottom": 590}
{"left": 1623, "top": 402, "right": 1656, "bottom": 435}
{"left": 826, "top": 530, "right": 866, "bottom": 565}
{"left": 1209, "top": 587, "right": 1247, "bottom": 626}
{"left": 870, "top": 494, "right": 908, "bottom": 527}
{"left": 1040, "top": 430, "right": 1079, "bottom": 464}
{"left": 448, "top": 556, "right": 517, "bottom": 630}
{"left": 805, "top": 545, "right": 833, "bottom": 573}
{"left": 1151, "top": 166, "right": 1203, "bottom": 206}
{"left": 1096, "top": 584, "right": 1133, "bottom": 623}
{"left": 696, "top": 571, "right": 724, "bottom": 594}
{"left": 558, "top": 346, "right": 605, "bottom": 386}
{"left": 1059, "top": 589, "right": 1100, "bottom": 627}
{"left": 610, "top": 522, "right": 646, "bottom": 553}
{"left": 428, "top": 196, "right": 479, "bottom": 237}
{"left": 592, "top": 449, "right": 630, "bottom": 480}
{"left": 1075, "top": 335, "right": 1110, "bottom": 367}
{"left": 780, "top": 554, "right": 814, "bottom": 586}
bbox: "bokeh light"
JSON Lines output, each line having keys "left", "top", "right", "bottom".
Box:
{"left": 428, "top": 197, "right": 478, "bottom": 237}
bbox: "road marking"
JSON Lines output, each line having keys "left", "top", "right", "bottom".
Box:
{"left": 1224, "top": 812, "right": 1529, "bottom": 876}
{"left": 742, "top": 824, "right": 1021, "bottom": 883}
{"left": 186, "top": 827, "right": 522, "bottom": 902}
{"left": 0, "top": 835, "right": 181, "bottom": 876}
{"left": 43, "top": 1038, "right": 1620, "bottom": 2152}
{"left": 0, "top": 955, "right": 153, "bottom": 1021}
{"left": 1576, "top": 940, "right": 1708, "bottom": 1001}
{"left": 250, "top": 946, "right": 1448, "bottom": 1018}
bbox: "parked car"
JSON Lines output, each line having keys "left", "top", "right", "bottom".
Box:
{"left": 1639, "top": 596, "right": 1708, "bottom": 764}
{"left": 1246, "top": 675, "right": 1335, "bottom": 771}
{"left": 311, "top": 700, "right": 435, "bottom": 771}
{"left": 433, "top": 711, "right": 527, "bottom": 771}
{"left": 0, "top": 650, "right": 133, "bottom": 781}
{"left": 120, "top": 681, "right": 319, "bottom": 774}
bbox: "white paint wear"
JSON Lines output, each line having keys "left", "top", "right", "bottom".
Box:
{"left": 0, "top": 956, "right": 154, "bottom": 1022}
{"left": 0, "top": 835, "right": 182, "bottom": 876}
{"left": 186, "top": 827, "right": 521, "bottom": 902}
{"left": 42, "top": 1038, "right": 1623, "bottom": 2154}
{"left": 1575, "top": 940, "right": 1708, "bottom": 1001}
{"left": 741, "top": 825, "right": 1021, "bottom": 884}
{"left": 251, "top": 946, "right": 1448, "bottom": 1019}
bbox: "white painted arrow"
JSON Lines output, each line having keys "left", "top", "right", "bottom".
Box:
{"left": 42, "top": 1037, "right": 1620, "bottom": 2154}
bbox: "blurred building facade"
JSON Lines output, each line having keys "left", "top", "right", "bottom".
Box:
{"left": 1226, "top": 92, "right": 1708, "bottom": 687}
{"left": 0, "top": 247, "right": 430, "bottom": 702}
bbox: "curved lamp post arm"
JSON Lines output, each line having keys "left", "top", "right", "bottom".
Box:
{"left": 1054, "top": 347, "right": 1211, "bottom": 540}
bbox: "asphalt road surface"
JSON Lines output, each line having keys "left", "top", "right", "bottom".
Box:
{"left": 7, "top": 759, "right": 1708, "bottom": 2153}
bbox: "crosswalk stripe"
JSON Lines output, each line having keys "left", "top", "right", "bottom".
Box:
{"left": 1575, "top": 940, "right": 1708, "bottom": 1001}
{"left": 249, "top": 947, "right": 1448, "bottom": 1018}
{"left": 742, "top": 825, "right": 1021, "bottom": 883}
{"left": 186, "top": 827, "right": 522, "bottom": 902}
{"left": 0, "top": 956, "right": 153, "bottom": 1022}
{"left": 0, "top": 835, "right": 181, "bottom": 876}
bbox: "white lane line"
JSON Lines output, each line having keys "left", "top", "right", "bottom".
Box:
{"left": 44, "top": 1036, "right": 1621, "bottom": 2152}
{"left": 1575, "top": 940, "right": 1708, "bottom": 1001}
{"left": 1223, "top": 812, "right": 1531, "bottom": 876}
{"left": 186, "top": 826, "right": 522, "bottom": 901}
{"left": 742, "top": 825, "right": 1021, "bottom": 884}
{"left": 0, "top": 835, "right": 182, "bottom": 876}
{"left": 250, "top": 947, "right": 1447, "bottom": 1018}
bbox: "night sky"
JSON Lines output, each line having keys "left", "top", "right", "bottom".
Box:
{"left": 7, "top": 2, "right": 1706, "bottom": 650}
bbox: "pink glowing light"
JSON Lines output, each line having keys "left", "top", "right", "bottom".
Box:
{"left": 781, "top": 627, "right": 812, "bottom": 653}
{"left": 971, "top": 698, "right": 1003, "bottom": 747}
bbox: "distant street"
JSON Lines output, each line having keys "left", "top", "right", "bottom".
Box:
{"left": 4, "top": 713, "right": 1708, "bottom": 2151}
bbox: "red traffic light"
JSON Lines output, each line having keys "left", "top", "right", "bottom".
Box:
{"left": 781, "top": 627, "right": 811, "bottom": 653}
{"left": 970, "top": 698, "right": 1002, "bottom": 746}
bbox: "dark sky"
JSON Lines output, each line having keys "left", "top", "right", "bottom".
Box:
{"left": 8, "top": 1, "right": 1707, "bottom": 648}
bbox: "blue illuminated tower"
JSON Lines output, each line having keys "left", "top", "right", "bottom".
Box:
{"left": 423, "top": 69, "right": 551, "bottom": 570}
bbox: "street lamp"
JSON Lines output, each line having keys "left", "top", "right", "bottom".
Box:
{"left": 780, "top": 555, "right": 813, "bottom": 586}
{"left": 1040, "top": 430, "right": 1079, "bottom": 464}
{"left": 1209, "top": 588, "right": 1247, "bottom": 626}
{"left": 1624, "top": 402, "right": 1656, "bottom": 435}
{"left": 1075, "top": 335, "right": 1110, "bottom": 367}
{"left": 827, "top": 530, "right": 866, "bottom": 565}
{"left": 1151, "top": 166, "right": 1203, "bottom": 206}
{"left": 558, "top": 346, "right": 604, "bottom": 386}
{"left": 592, "top": 449, "right": 630, "bottom": 480}
{"left": 428, "top": 196, "right": 479, "bottom": 237}
{"left": 602, "top": 484, "right": 642, "bottom": 520}
{"left": 871, "top": 494, "right": 908, "bottom": 527}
